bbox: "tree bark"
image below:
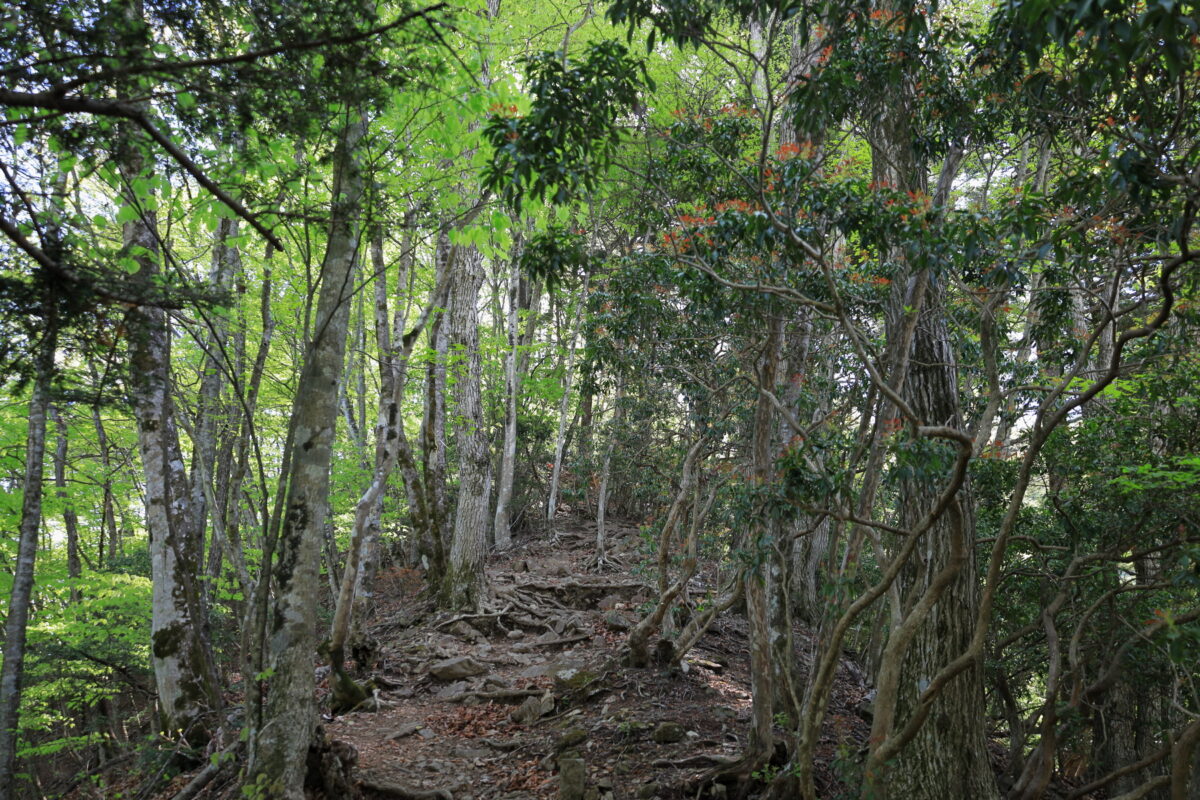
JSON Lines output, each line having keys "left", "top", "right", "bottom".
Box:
{"left": 547, "top": 273, "right": 591, "bottom": 524}
{"left": 249, "top": 112, "right": 366, "bottom": 798}
{"left": 440, "top": 245, "right": 490, "bottom": 611}
{"left": 120, "top": 141, "right": 222, "bottom": 740}
{"left": 194, "top": 217, "right": 241, "bottom": 601}
{"left": 0, "top": 310, "right": 56, "bottom": 800}
{"left": 50, "top": 405, "right": 82, "bottom": 601}
{"left": 492, "top": 254, "right": 522, "bottom": 550}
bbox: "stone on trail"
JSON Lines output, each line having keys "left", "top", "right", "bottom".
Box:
{"left": 511, "top": 691, "right": 555, "bottom": 724}
{"left": 430, "top": 655, "right": 486, "bottom": 680}
{"left": 558, "top": 754, "right": 586, "bottom": 800}
{"left": 651, "top": 721, "right": 686, "bottom": 744}
{"left": 385, "top": 722, "right": 423, "bottom": 740}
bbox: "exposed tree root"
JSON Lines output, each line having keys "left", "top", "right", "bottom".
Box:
{"left": 359, "top": 773, "right": 453, "bottom": 800}
{"left": 442, "top": 687, "right": 544, "bottom": 704}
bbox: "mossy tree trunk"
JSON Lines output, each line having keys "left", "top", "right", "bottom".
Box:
{"left": 248, "top": 112, "right": 366, "bottom": 798}
{"left": 120, "top": 139, "right": 223, "bottom": 741}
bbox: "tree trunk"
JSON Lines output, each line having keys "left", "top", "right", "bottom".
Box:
{"left": 440, "top": 245, "right": 490, "bottom": 611}
{"left": 120, "top": 142, "right": 222, "bottom": 740}
{"left": 194, "top": 217, "right": 241, "bottom": 599}
{"left": 91, "top": 404, "right": 119, "bottom": 567}
{"left": 418, "top": 231, "right": 452, "bottom": 571}
{"left": 249, "top": 113, "right": 366, "bottom": 798}
{"left": 0, "top": 312, "right": 56, "bottom": 800}
{"left": 547, "top": 273, "right": 591, "bottom": 523}
{"left": 594, "top": 378, "right": 624, "bottom": 564}
{"left": 492, "top": 255, "right": 522, "bottom": 550}
{"left": 50, "top": 405, "right": 82, "bottom": 601}
{"left": 866, "top": 279, "right": 996, "bottom": 800}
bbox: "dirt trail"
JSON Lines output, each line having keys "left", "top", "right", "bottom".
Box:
{"left": 326, "top": 518, "right": 871, "bottom": 800}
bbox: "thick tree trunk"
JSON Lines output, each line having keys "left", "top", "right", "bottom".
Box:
{"left": 249, "top": 113, "right": 366, "bottom": 798}
{"left": 858, "top": 41, "right": 997, "bottom": 797}
{"left": 121, "top": 146, "right": 222, "bottom": 740}
{"left": 866, "top": 279, "right": 996, "bottom": 800}
{"left": 0, "top": 317, "right": 56, "bottom": 800}
{"left": 440, "top": 245, "right": 490, "bottom": 611}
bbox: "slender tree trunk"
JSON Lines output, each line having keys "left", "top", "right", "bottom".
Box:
{"left": 594, "top": 378, "right": 625, "bottom": 563}
{"left": 0, "top": 314, "right": 56, "bottom": 800}
{"left": 249, "top": 113, "right": 366, "bottom": 798}
{"left": 194, "top": 217, "right": 240, "bottom": 598}
{"left": 547, "top": 273, "right": 591, "bottom": 523}
{"left": 91, "top": 405, "right": 119, "bottom": 567}
{"left": 492, "top": 255, "right": 522, "bottom": 550}
{"left": 742, "top": 315, "right": 782, "bottom": 771}
{"left": 50, "top": 405, "right": 82, "bottom": 601}
{"left": 440, "top": 245, "right": 490, "bottom": 610}
{"left": 330, "top": 226, "right": 447, "bottom": 695}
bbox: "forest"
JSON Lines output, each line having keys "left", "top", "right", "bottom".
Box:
{"left": 1, "top": 0, "right": 1198, "bottom": 798}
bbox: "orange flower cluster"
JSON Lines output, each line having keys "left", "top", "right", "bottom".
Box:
{"left": 777, "top": 140, "right": 816, "bottom": 160}
{"left": 487, "top": 102, "right": 520, "bottom": 116}
{"left": 714, "top": 198, "right": 760, "bottom": 214}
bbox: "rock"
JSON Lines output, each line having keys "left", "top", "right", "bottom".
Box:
{"left": 597, "top": 594, "right": 623, "bottom": 610}
{"left": 559, "top": 755, "right": 586, "bottom": 800}
{"left": 386, "top": 722, "right": 423, "bottom": 740}
{"left": 710, "top": 783, "right": 727, "bottom": 800}
{"left": 430, "top": 655, "right": 486, "bottom": 680}
{"left": 436, "top": 680, "right": 469, "bottom": 700}
{"left": 450, "top": 621, "right": 486, "bottom": 643}
{"left": 507, "top": 629, "right": 526, "bottom": 639}
{"left": 418, "top": 727, "right": 436, "bottom": 739}
{"left": 603, "top": 610, "right": 632, "bottom": 632}
{"left": 453, "top": 745, "right": 491, "bottom": 759}
{"left": 652, "top": 722, "right": 686, "bottom": 744}
{"left": 555, "top": 727, "right": 588, "bottom": 752}
{"left": 554, "top": 667, "right": 599, "bottom": 692}
{"left": 711, "top": 705, "right": 736, "bottom": 720}
{"left": 637, "top": 784, "right": 659, "bottom": 799}
{"left": 511, "top": 691, "right": 555, "bottom": 724}
{"left": 483, "top": 674, "right": 511, "bottom": 689}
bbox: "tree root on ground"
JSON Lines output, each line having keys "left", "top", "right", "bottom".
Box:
{"left": 358, "top": 773, "right": 453, "bottom": 800}
{"left": 443, "top": 687, "right": 544, "bottom": 704}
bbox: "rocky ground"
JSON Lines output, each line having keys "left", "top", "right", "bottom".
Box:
{"left": 320, "top": 517, "right": 873, "bottom": 800}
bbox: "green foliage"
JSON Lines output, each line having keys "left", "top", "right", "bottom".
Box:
{"left": 484, "top": 41, "right": 652, "bottom": 208}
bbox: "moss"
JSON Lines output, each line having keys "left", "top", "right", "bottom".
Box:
{"left": 152, "top": 622, "right": 185, "bottom": 659}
